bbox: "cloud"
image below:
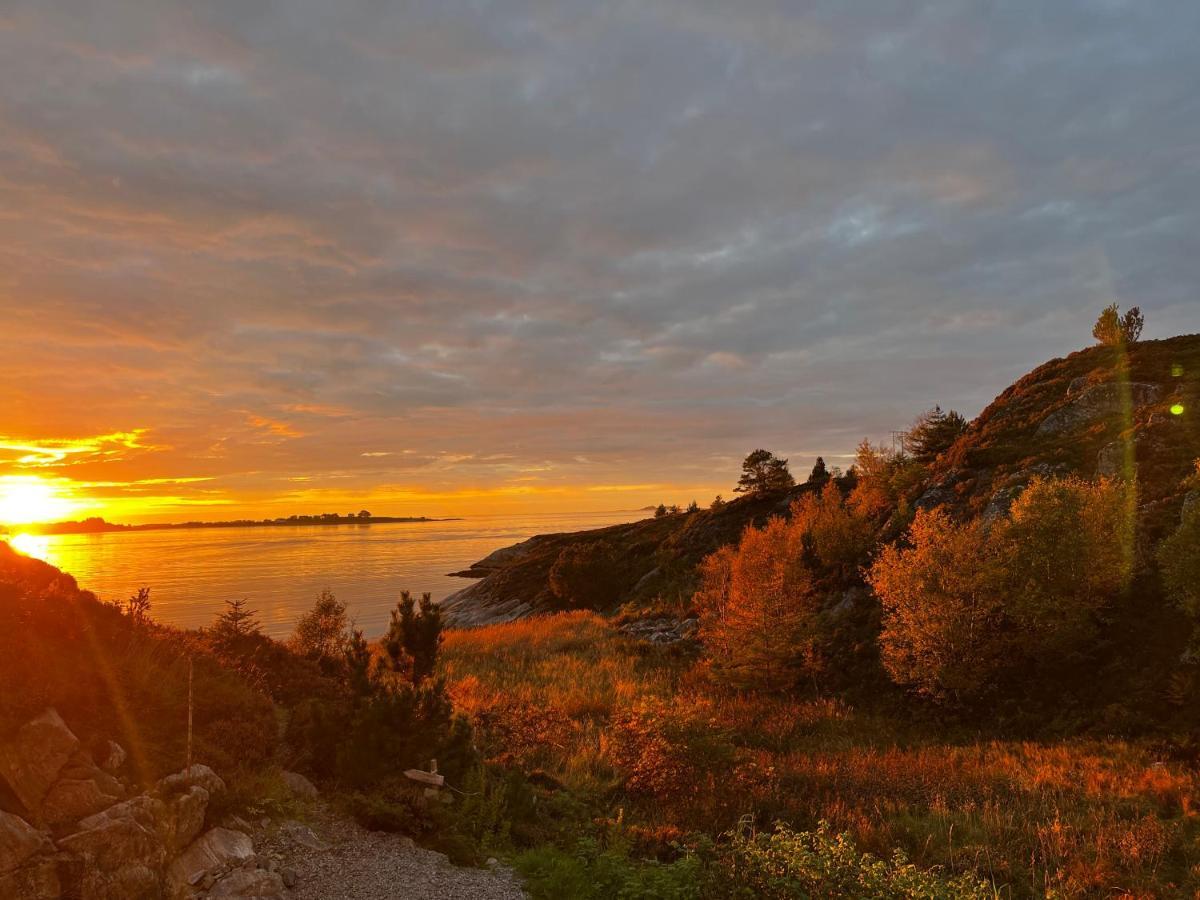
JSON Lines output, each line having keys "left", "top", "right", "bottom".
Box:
{"left": 1, "top": 0, "right": 1197, "bottom": 518}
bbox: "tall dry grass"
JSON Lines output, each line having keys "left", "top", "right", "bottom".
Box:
{"left": 441, "top": 613, "right": 1200, "bottom": 896}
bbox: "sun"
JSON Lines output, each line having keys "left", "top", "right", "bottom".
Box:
{"left": 0, "top": 476, "right": 81, "bottom": 525}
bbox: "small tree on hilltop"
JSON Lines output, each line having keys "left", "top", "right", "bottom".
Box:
{"left": 735, "top": 449, "right": 795, "bottom": 495}
{"left": 1092, "top": 302, "right": 1144, "bottom": 347}
{"left": 654, "top": 504, "right": 668, "bottom": 518}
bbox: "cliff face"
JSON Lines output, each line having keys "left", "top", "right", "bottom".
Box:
{"left": 443, "top": 335, "right": 1200, "bottom": 627}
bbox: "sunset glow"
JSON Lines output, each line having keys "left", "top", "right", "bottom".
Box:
{"left": 0, "top": 476, "right": 82, "bottom": 525}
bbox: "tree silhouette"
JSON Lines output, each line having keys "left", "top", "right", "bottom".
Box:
{"left": 735, "top": 449, "right": 795, "bottom": 495}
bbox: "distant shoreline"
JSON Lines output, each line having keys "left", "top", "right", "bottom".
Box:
{"left": 4, "top": 515, "right": 460, "bottom": 537}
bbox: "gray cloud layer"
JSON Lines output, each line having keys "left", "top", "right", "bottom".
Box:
{"left": 1, "top": 1, "right": 1197, "bottom": 513}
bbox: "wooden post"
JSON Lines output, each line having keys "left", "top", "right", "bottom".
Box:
{"left": 186, "top": 657, "right": 194, "bottom": 770}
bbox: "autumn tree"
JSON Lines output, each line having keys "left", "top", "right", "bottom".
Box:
{"left": 869, "top": 476, "right": 1134, "bottom": 704}
{"left": 1002, "top": 476, "right": 1134, "bottom": 653}
{"left": 790, "top": 481, "right": 876, "bottom": 579}
{"left": 735, "top": 449, "right": 795, "bottom": 495}
{"left": 1092, "top": 302, "right": 1144, "bottom": 347}
{"left": 289, "top": 589, "right": 351, "bottom": 675}
{"left": 695, "top": 517, "right": 821, "bottom": 690}
{"left": 901, "top": 406, "right": 968, "bottom": 463}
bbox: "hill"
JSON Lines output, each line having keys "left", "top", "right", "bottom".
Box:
{"left": 443, "top": 334, "right": 1200, "bottom": 627}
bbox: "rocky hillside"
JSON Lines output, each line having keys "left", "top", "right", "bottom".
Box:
{"left": 926, "top": 334, "right": 1199, "bottom": 534}
{"left": 440, "top": 483, "right": 828, "bottom": 626}
{"left": 443, "top": 334, "right": 1200, "bottom": 627}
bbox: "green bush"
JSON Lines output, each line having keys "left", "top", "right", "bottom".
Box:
{"left": 715, "top": 820, "right": 996, "bottom": 899}
{"left": 514, "top": 840, "right": 702, "bottom": 900}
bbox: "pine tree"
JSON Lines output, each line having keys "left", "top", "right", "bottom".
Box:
{"left": 901, "top": 406, "right": 968, "bottom": 463}
{"left": 384, "top": 590, "right": 444, "bottom": 684}
{"left": 808, "top": 457, "right": 830, "bottom": 485}
{"left": 212, "top": 598, "right": 261, "bottom": 641}
{"left": 735, "top": 449, "right": 795, "bottom": 495}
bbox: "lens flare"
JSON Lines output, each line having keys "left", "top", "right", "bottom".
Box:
{"left": 1171, "top": 403, "right": 1185, "bottom": 416}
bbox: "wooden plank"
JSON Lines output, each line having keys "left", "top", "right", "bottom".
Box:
{"left": 404, "top": 769, "right": 445, "bottom": 787}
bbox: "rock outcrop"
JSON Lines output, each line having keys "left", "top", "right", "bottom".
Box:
{"left": 0, "top": 709, "right": 285, "bottom": 900}
{"left": 1036, "top": 382, "right": 1162, "bottom": 436}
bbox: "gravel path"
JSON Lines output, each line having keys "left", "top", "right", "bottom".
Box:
{"left": 255, "top": 803, "right": 527, "bottom": 900}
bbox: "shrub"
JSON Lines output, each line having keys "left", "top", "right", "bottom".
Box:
{"left": 1002, "top": 476, "right": 1134, "bottom": 653}
{"left": 869, "top": 508, "right": 1010, "bottom": 703}
{"left": 1159, "top": 498, "right": 1200, "bottom": 617}
{"left": 715, "top": 820, "right": 996, "bottom": 899}
{"left": 288, "top": 589, "right": 350, "bottom": 675}
{"left": 1093, "top": 302, "right": 1144, "bottom": 347}
{"left": 383, "top": 590, "right": 444, "bottom": 684}
{"left": 869, "top": 477, "right": 1134, "bottom": 703}
{"left": 550, "top": 540, "right": 620, "bottom": 609}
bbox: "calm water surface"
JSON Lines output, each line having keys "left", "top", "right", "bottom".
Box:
{"left": 5, "top": 510, "right": 640, "bottom": 637}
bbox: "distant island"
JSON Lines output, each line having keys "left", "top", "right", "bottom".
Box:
{"left": 5, "top": 511, "right": 457, "bottom": 536}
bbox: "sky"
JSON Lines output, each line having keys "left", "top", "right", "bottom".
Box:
{"left": 0, "top": 1, "right": 1198, "bottom": 523}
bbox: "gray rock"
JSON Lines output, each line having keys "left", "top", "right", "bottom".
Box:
{"left": 101, "top": 741, "right": 127, "bottom": 772}
{"left": 1066, "top": 376, "right": 1090, "bottom": 396}
{"left": 156, "top": 764, "right": 226, "bottom": 799}
{"left": 1096, "top": 441, "right": 1129, "bottom": 477}
{"left": 167, "top": 827, "right": 254, "bottom": 893}
{"left": 0, "top": 809, "right": 52, "bottom": 874}
{"left": 208, "top": 866, "right": 285, "bottom": 898}
{"left": 281, "top": 821, "right": 329, "bottom": 852}
{"left": 40, "top": 749, "right": 125, "bottom": 826}
{"left": 0, "top": 708, "right": 80, "bottom": 816}
{"left": 1037, "top": 382, "right": 1162, "bottom": 436}
{"left": 58, "top": 797, "right": 168, "bottom": 899}
{"left": 0, "top": 852, "right": 61, "bottom": 900}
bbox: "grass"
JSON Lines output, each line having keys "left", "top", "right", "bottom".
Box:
{"left": 442, "top": 612, "right": 1200, "bottom": 897}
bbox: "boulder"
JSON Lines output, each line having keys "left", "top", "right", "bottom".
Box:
{"left": 40, "top": 750, "right": 125, "bottom": 827}
{"left": 58, "top": 798, "right": 167, "bottom": 900}
{"left": 100, "top": 742, "right": 127, "bottom": 772}
{"left": 0, "top": 810, "right": 51, "bottom": 874}
{"left": 207, "top": 867, "right": 285, "bottom": 898}
{"left": 0, "top": 853, "right": 61, "bottom": 900}
{"left": 167, "top": 827, "right": 254, "bottom": 892}
{"left": 0, "top": 709, "right": 80, "bottom": 815}
{"left": 280, "top": 820, "right": 328, "bottom": 852}
{"left": 1036, "top": 382, "right": 1162, "bottom": 436}
{"left": 160, "top": 787, "right": 209, "bottom": 854}
{"left": 157, "top": 764, "right": 226, "bottom": 799}
{"left": 280, "top": 771, "right": 319, "bottom": 801}
{"left": 1096, "top": 441, "right": 1128, "bottom": 477}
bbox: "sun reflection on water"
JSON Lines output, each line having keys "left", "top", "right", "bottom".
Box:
{"left": 6, "top": 533, "right": 55, "bottom": 565}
